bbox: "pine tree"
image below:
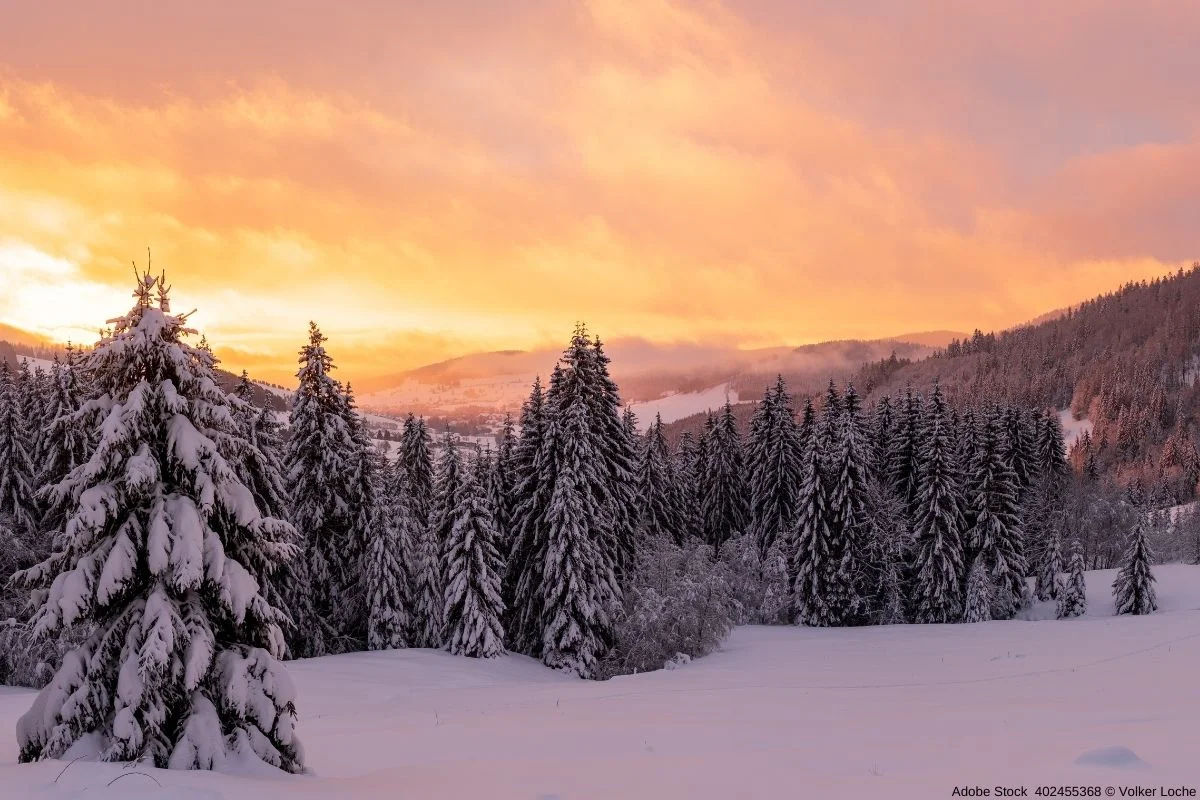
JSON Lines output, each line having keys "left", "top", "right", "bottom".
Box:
{"left": 413, "top": 430, "right": 464, "bottom": 649}
{"left": 490, "top": 413, "right": 518, "bottom": 561}
{"left": 966, "top": 407, "right": 1027, "bottom": 619}
{"left": 635, "top": 414, "right": 683, "bottom": 542}
{"left": 790, "top": 426, "right": 837, "bottom": 627}
{"left": 911, "top": 382, "right": 967, "bottom": 624}
{"left": 746, "top": 376, "right": 802, "bottom": 559}
{"left": 442, "top": 456, "right": 506, "bottom": 659}
{"left": 335, "top": 382, "right": 376, "bottom": 647}
{"left": 285, "top": 321, "right": 358, "bottom": 657}
{"left": 400, "top": 414, "right": 436, "bottom": 528}
{"left": 1056, "top": 540, "right": 1087, "bottom": 619}
{"left": 1112, "top": 519, "right": 1157, "bottom": 615}
{"left": 701, "top": 400, "right": 748, "bottom": 554}
{"left": 39, "top": 352, "right": 92, "bottom": 499}
{"left": 14, "top": 272, "right": 302, "bottom": 772}
{"left": 0, "top": 363, "right": 37, "bottom": 538}
{"left": 586, "top": 335, "right": 639, "bottom": 579}
{"left": 871, "top": 395, "right": 895, "bottom": 475}
{"left": 16, "top": 360, "right": 47, "bottom": 491}
{"left": 963, "top": 555, "right": 993, "bottom": 623}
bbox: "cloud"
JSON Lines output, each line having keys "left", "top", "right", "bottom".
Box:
{"left": 0, "top": 0, "right": 1195, "bottom": 382}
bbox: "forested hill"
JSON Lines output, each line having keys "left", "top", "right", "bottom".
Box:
{"left": 858, "top": 263, "right": 1200, "bottom": 504}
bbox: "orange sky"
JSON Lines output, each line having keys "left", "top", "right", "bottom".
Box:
{"left": 1, "top": 1, "right": 1196, "bottom": 385}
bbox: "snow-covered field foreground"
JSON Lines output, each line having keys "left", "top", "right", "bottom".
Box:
{"left": 2, "top": 565, "right": 1199, "bottom": 799}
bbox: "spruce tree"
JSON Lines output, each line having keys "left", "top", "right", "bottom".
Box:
{"left": 871, "top": 395, "right": 895, "bottom": 476}
{"left": 538, "top": 358, "right": 618, "bottom": 677}
{"left": 1035, "top": 532, "right": 1063, "bottom": 602}
{"left": 672, "top": 431, "right": 702, "bottom": 541}
{"left": 888, "top": 386, "right": 924, "bottom": 511}
{"left": 14, "top": 272, "right": 302, "bottom": 772}
{"left": 285, "top": 322, "right": 358, "bottom": 657}
{"left": 0, "top": 363, "right": 37, "bottom": 538}
{"left": 443, "top": 456, "right": 506, "bottom": 659}
{"left": 1112, "top": 519, "right": 1157, "bottom": 615}
{"left": 635, "top": 413, "right": 683, "bottom": 542}
{"left": 490, "top": 413, "right": 518, "bottom": 561}
{"left": 39, "top": 353, "right": 92, "bottom": 497}
{"left": 400, "top": 414, "right": 436, "bottom": 529}
{"left": 966, "top": 407, "right": 1027, "bottom": 619}
{"left": 963, "top": 555, "right": 993, "bottom": 623}
{"left": 365, "top": 488, "right": 411, "bottom": 651}
{"left": 585, "top": 333, "right": 638, "bottom": 579}
{"left": 747, "top": 376, "right": 802, "bottom": 559}
{"left": 1056, "top": 540, "right": 1087, "bottom": 619}
{"left": 911, "top": 382, "right": 967, "bottom": 624}
{"left": 825, "top": 384, "right": 871, "bottom": 624}
{"left": 504, "top": 375, "right": 555, "bottom": 655}
{"left": 701, "top": 401, "right": 748, "bottom": 554}
{"left": 790, "top": 426, "right": 837, "bottom": 627}
{"left": 413, "top": 430, "right": 464, "bottom": 648}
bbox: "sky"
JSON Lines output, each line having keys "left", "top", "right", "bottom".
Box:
{"left": 0, "top": 0, "right": 1197, "bottom": 385}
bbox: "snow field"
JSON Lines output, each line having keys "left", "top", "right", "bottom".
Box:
{"left": 2, "top": 564, "right": 1198, "bottom": 799}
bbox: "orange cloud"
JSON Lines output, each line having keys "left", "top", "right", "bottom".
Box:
{"left": 0, "top": 0, "right": 1194, "bottom": 384}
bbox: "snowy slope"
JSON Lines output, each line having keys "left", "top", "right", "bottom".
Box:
{"left": 1058, "top": 408, "right": 1093, "bottom": 448}
{"left": 3, "top": 565, "right": 1200, "bottom": 798}
{"left": 628, "top": 383, "right": 739, "bottom": 432}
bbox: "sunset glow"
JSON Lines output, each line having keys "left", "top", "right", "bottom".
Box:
{"left": 1, "top": 0, "right": 1195, "bottom": 384}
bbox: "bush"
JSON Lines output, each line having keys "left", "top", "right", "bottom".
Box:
{"left": 600, "top": 536, "right": 737, "bottom": 678}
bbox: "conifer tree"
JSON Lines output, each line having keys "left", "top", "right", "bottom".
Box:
{"left": 963, "top": 555, "right": 993, "bottom": 623}
{"left": 701, "top": 401, "right": 748, "bottom": 554}
{"left": 910, "top": 382, "right": 967, "bottom": 624}
{"left": 504, "top": 375, "right": 555, "bottom": 655}
{"left": 285, "top": 321, "right": 357, "bottom": 657}
{"left": 16, "top": 360, "right": 47, "bottom": 489}
{"left": 635, "top": 413, "right": 683, "bottom": 542}
{"left": 412, "top": 430, "right": 464, "bottom": 648}
{"left": 967, "top": 407, "right": 1027, "bottom": 619}
{"left": 585, "top": 334, "right": 639, "bottom": 579}
{"left": 1112, "top": 519, "right": 1157, "bottom": 615}
{"left": 0, "top": 363, "right": 37, "bottom": 538}
{"left": 790, "top": 427, "right": 837, "bottom": 627}
{"left": 888, "top": 386, "right": 924, "bottom": 510}
{"left": 1056, "top": 540, "right": 1087, "bottom": 619}
{"left": 825, "top": 384, "right": 871, "bottom": 624}
{"left": 39, "top": 353, "right": 92, "bottom": 498}
{"left": 365, "top": 488, "right": 411, "bottom": 651}
{"left": 672, "top": 431, "right": 702, "bottom": 541}
{"left": 871, "top": 395, "right": 895, "bottom": 475}
{"left": 490, "top": 413, "right": 518, "bottom": 561}
{"left": 747, "top": 376, "right": 802, "bottom": 559}
{"left": 1035, "top": 532, "right": 1063, "bottom": 602}
{"left": 538, "top": 359, "right": 618, "bottom": 677}
{"left": 443, "top": 456, "right": 506, "bottom": 659}
{"left": 14, "top": 272, "right": 302, "bottom": 772}
{"left": 400, "top": 414, "right": 436, "bottom": 529}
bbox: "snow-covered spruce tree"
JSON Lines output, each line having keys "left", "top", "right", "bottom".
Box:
{"left": 746, "top": 376, "right": 802, "bottom": 559}
{"left": 910, "top": 382, "right": 967, "bottom": 624}
{"left": 871, "top": 394, "right": 895, "bottom": 476}
{"left": 701, "top": 400, "right": 748, "bottom": 554}
{"left": 1056, "top": 540, "right": 1087, "bottom": 619}
{"left": 16, "top": 360, "right": 48, "bottom": 492}
{"left": 40, "top": 353, "right": 93, "bottom": 500}
{"left": 489, "top": 413, "right": 517, "bottom": 562}
{"left": 0, "top": 362, "right": 38, "bottom": 538}
{"left": 333, "top": 382, "right": 376, "bottom": 646}
{"left": 672, "top": 431, "right": 702, "bottom": 541}
{"left": 790, "top": 424, "right": 837, "bottom": 627}
{"left": 285, "top": 321, "right": 358, "bottom": 657}
{"left": 1004, "top": 407, "right": 1038, "bottom": 495}
{"left": 538, "top": 358, "right": 619, "bottom": 678}
{"left": 400, "top": 413, "right": 436, "bottom": 529}
{"left": 365, "top": 480, "right": 411, "bottom": 651}
{"left": 226, "top": 372, "right": 295, "bottom": 620}
{"left": 887, "top": 386, "right": 924, "bottom": 512}
{"left": 13, "top": 272, "right": 302, "bottom": 772}
{"left": 1112, "top": 519, "right": 1157, "bottom": 616}
{"left": 1035, "top": 532, "right": 1063, "bottom": 602}
{"left": 503, "top": 375, "right": 554, "bottom": 655}
{"left": 824, "top": 384, "right": 871, "bottom": 625}
{"left": 963, "top": 555, "right": 993, "bottom": 623}
{"left": 966, "top": 407, "right": 1027, "bottom": 619}
{"left": 411, "top": 430, "right": 463, "bottom": 649}
{"left": 442, "top": 454, "right": 506, "bottom": 659}
{"left": 584, "top": 334, "right": 639, "bottom": 579}
{"left": 634, "top": 414, "right": 683, "bottom": 542}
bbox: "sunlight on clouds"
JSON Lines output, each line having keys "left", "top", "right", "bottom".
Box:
{"left": 0, "top": 241, "right": 129, "bottom": 342}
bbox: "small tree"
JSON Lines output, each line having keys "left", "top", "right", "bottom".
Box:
{"left": 963, "top": 555, "right": 993, "bottom": 623}
{"left": 1056, "top": 540, "right": 1087, "bottom": 619}
{"left": 1112, "top": 519, "right": 1157, "bottom": 616}
{"left": 365, "top": 498, "right": 411, "bottom": 651}
{"left": 1035, "top": 533, "right": 1063, "bottom": 602}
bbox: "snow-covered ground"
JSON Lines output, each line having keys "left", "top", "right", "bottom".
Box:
{"left": 3, "top": 565, "right": 1199, "bottom": 798}
{"left": 1058, "top": 408, "right": 1093, "bottom": 448}
{"left": 629, "top": 383, "right": 740, "bottom": 431}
